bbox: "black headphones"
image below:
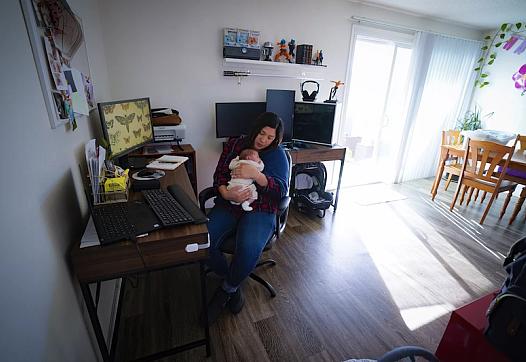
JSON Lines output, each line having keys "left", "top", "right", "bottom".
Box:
{"left": 301, "top": 80, "right": 319, "bottom": 102}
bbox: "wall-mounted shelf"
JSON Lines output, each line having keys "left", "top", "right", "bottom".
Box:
{"left": 222, "top": 58, "right": 327, "bottom": 84}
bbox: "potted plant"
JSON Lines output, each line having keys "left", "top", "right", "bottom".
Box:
{"left": 455, "top": 105, "right": 493, "bottom": 131}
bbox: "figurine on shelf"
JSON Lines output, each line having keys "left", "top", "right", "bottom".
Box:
{"left": 262, "top": 41, "right": 273, "bottom": 61}
{"left": 274, "top": 38, "right": 292, "bottom": 63}
{"left": 313, "top": 50, "right": 320, "bottom": 65}
{"left": 288, "top": 39, "right": 296, "bottom": 61}
{"left": 324, "top": 80, "right": 344, "bottom": 103}
{"left": 318, "top": 50, "right": 324, "bottom": 66}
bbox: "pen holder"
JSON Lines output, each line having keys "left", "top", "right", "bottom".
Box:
{"left": 87, "top": 171, "right": 130, "bottom": 205}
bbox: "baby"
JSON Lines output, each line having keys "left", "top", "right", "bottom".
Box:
{"left": 227, "top": 148, "right": 264, "bottom": 211}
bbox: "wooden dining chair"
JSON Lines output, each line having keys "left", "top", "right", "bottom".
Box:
{"left": 450, "top": 137, "right": 518, "bottom": 225}
{"left": 502, "top": 135, "right": 526, "bottom": 224}
{"left": 431, "top": 130, "right": 463, "bottom": 200}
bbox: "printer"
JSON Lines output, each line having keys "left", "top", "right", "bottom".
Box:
{"left": 153, "top": 124, "right": 186, "bottom": 142}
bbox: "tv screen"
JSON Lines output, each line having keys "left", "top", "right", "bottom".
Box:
{"left": 215, "top": 102, "right": 266, "bottom": 138}
{"left": 266, "top": 89, "right": 294, "bottom": 142}
{"left": 293, "top": 102, "right": 337, "bottom": 146}
{"left": 98, "top": 97, "right": 153, "bottom": 158}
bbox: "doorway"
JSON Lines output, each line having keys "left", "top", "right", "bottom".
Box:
{"left": 339, "top": 25, "right": 414, "bottom": 187}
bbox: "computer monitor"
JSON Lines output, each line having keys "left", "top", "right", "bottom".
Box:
{"left": 215, "top": 102, "right": 266, "bottom": 138}
{"left": 293, "top": 102, "right": 337, "bottom": 146}
{"left": 266, "top": 89, "right": 294, "bottom": 143}
{"left": 98, "top": 97, "right": 154, "bottom": 158}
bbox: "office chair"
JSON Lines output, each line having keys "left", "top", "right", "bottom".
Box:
{"left": 198, "top": 150, "right": 292, "bottom": 298}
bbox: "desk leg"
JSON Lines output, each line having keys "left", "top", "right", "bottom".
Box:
{"left": 80, "top": 282, "right": 110, "bottom": 362}
{"left": 200, "top": 261, "right": 211, "bottom": 357}
{"left": 333, "top": 151, "right": 346, "bottom": 211}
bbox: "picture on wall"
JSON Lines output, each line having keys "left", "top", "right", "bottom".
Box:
{"left": 20, "top": 0, "right": 94, "bottom": 129}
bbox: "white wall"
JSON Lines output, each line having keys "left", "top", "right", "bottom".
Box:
{"left": 471, "top": 38, "right": 526, "bottom": 134}
{"left": 0, "top": 0, "right": 110, "bottom": 360}
{"left": 97, "top": 0, "right": 482, "bottom": 192}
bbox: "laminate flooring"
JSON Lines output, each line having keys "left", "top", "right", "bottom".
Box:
{"left": 115, "top": 178, "right": 526, "bottom": 361}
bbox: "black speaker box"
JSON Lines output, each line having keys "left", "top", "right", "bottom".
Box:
{"left": 223, "top": 46, "right": 261, "bottom": 60}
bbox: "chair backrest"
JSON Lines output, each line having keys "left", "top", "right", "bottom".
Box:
{"left": 518, "top": 135, "right": 526, "bottom": 151}
{"left": 463, "top": 138, "right": 516, "bottom": 185}
{"left": 442, "top": 130, "right": 462, "bottom": 146}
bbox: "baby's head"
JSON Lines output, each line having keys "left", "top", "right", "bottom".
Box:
{"left": 239, "top": 148, "right": 260, "bottom": 163}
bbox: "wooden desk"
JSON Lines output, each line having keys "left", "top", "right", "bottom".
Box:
{"left": 71, "top": 166, "right": 210, "bottom": 361}
{"left": 129, "top": 144, "right": 198, "bottom": 196}
{"left": 287, "top": 144, "right": 347, "bottom": 210}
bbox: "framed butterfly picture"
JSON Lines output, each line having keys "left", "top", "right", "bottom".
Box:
{"left": 98, "top": 97, "right": 154, "bottom": 158}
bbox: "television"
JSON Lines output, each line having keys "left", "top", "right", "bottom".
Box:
{"left": 98, "top": 97, "right": 154, "bottom": 158}
{"left": 215, "top": 102, "right": 266, "bottom": 138}
{"left": 266, "top": 89, "right": 294, "bottom": 142}
{"left": 293, "top": 102, "right": 337, "bottom": 146}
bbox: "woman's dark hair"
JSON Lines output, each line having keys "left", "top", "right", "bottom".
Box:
{"left": 245, "top": 112, "right": 284, "bottom": 150}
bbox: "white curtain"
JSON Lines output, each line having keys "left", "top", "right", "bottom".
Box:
{"left": 397, "top": 33, "right": 481, "bottom": 182}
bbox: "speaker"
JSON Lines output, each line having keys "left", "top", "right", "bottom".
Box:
{"left": 301, "top": 80, "right": 319, "bottom": 102}
{"left": 223, "top": 46, "right": 261, "bottom": 60}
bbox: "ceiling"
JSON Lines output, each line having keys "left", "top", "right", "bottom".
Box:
{"left": 350, "top": 0, "right": 526, "bottom": 31}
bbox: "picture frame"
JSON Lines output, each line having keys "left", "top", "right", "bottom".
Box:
{"left": 20, "top": 0, "right": 93, "bottom": 129}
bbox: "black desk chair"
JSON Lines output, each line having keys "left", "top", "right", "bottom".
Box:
{"left": 198, "top": 151, "right": 292, "bottom": 298}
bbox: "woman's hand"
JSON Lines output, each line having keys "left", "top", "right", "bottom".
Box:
{"left": 219, "top": 185, "right": 252, "bottom": 203}
{"left": 231, "top": 163, "right": 260, "bottom": 179}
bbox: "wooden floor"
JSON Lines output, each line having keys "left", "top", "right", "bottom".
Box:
{"left": 115, "top": 178, "right": 526, "bottom": 361}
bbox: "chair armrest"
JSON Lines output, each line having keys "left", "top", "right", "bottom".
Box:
{"left": 198, "top": 187, "right": 218, "bottom": 213}
{"left": 279, "top": 196, "right": 291, "bottom": 213}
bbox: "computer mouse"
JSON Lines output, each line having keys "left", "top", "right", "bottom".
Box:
{"left": 137, "top": 169, "right": 156, "bottom": 178}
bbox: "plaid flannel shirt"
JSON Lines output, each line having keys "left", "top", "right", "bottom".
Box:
{"left": 213, "top": 137, "right": 289, "bottom": 216}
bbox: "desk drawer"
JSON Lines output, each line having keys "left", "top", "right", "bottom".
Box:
{"left": 72, "top": 242, "right": 144, "bottom": 283}
{"left": 139, "top": 232, "right": 209, "bottom": 268}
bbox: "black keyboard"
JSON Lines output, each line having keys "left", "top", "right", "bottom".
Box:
{"left": 142, "top": 189, "right": 194, "bottom": 227}
{"left": 91, "top": 202, "right": 135, "bottom": 245}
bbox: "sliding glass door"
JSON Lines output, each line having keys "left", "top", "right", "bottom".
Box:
{"left": 339, "top": 25, "right": 414, "bottom": 187}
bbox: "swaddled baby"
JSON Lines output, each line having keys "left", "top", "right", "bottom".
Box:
{"left": 227, "top": 148, "right": 264, "bottom": 211}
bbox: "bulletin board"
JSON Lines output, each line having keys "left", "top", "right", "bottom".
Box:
{"left": 20, "top": 0, "right": 94, "bottom": 129}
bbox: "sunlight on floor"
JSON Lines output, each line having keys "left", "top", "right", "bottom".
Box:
{"left": 400, "top": 304, "right": 452, "bottom": 330}
{"left": 328, "top": 186, "right": 497, "bottom": 331}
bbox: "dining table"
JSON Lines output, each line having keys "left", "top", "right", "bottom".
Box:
{"left": 432, "top": 144, "right": 526, "bottom": 224}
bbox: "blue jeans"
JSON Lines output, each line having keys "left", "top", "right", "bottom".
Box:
{"left": 206, "top": 205, "right": 276, "bottom": 289}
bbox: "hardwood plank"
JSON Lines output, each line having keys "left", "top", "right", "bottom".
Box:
{"left": 115, "top": 178, "right": 526, "bottom": 361}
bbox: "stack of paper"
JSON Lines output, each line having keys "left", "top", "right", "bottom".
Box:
{"left": 146, "top": 155, "right": 188, "bottom": 171}
{"left": 85, "top": 139, "right": 106, "bottom": 204}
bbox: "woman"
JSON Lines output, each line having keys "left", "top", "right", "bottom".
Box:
{"left": 206, "top": 112, "right": 290, "bottom": 323}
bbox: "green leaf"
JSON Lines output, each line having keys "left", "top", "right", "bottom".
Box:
{"left": 501, "top": 23, "right": 508, "bottom": 31}
{"left": 482, "top": 45, "right": 488, "bottom": 50}
{"left": 490, "top": 53, "right": 496, "bottom": 58}
{"left": 516, "top": 22, "right": 522, "bottom": 29}
{"left": 481, "top": 74, "right": 488, "bottom": 78}
{"left": 495, "top": 42, "right": 502, "bottom": 47}
{"left": 483, "top": 81, "right": 490, "bottom": 86}
{"left": 477, "top": 57, "right": 484, "bottom": 63}
{"left": 484, "top": 35, "right": 491, "bottom": 40}
{"left": 500, "top": 33, "right": 506, "bottom": 39}
{"left": 474, "top": 67, "right": 481, "bottom": 71}
{"left": 488, "top": 60, "right": 494, "bottom": 65}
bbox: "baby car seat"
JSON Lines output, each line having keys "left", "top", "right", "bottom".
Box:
{"left": 292, "top": 162, "right": 333, "bottom": 218}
